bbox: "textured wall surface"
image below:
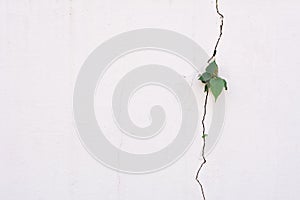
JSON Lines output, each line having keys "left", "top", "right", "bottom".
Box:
{"left": 1, "top": 0, "right": 300, "bottom": 199}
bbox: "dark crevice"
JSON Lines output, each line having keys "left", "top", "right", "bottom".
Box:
{"left": 195, "top": 90, "right": 209, "bottom": 200}
{"left": 208, "top": 0, "right": 224, "bottom": 64}
{"left": 195, "top": 0, "right": 225, "bottom": 199}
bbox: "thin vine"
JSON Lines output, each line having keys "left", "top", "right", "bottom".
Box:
{"left": 195, "top": 0, "right": 226, "bottom": 199}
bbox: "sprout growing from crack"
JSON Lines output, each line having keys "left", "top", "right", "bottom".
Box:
{"left": 195, "top": 0, "right": 227, "bottom": 199}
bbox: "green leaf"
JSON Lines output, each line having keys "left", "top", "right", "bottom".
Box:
{"left": 199, "top": 72, "right": 212, "bottom": 83}
{"left": 202, "top": 134, "right": 208, "bottom": 138}
{"left": 209, "top": 77, "right": 225, "bottom": 101}
{"left": 206, "top": 61, "right": 218, "bottom": 75}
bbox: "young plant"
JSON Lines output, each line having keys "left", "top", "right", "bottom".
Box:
{"left": 194, "top": 0, "right": 227, "bottom": 199}
{"left": 199, "top": 60, "right": 227, "bottom": 101}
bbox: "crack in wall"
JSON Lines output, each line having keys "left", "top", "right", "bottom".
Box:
{"left": 195, "top": 0, "right": 225, "bottom": 199}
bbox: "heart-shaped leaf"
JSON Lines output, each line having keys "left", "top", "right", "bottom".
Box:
{"left": 209, "top": 77, "right": 225, "bottom": 101}
{"left": 206, "top": 61, "right": 218, "bottom": 75}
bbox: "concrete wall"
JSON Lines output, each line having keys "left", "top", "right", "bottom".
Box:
{"left": 1, "top": 0, "right": 299, "bottom": 199}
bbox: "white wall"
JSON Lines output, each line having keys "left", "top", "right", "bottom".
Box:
{"left": 1, "top": 0, "right": 300, "bottom": 199}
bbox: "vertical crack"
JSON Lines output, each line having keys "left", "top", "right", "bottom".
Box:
{"left": 195, "top": 90, "right": 209, "bottom": 200}
{"left": 195, "top": 0, "right": 225, "bottom": 199}
{"left": 208, "top": 0, "right": 224, "bottom": 64}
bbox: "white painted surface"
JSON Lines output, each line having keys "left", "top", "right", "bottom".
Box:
{"left": 1, "top": 0, "right": 299, "bottom": 199}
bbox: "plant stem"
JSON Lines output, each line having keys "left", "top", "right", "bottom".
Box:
{"left": 195, "top": 90, "right": 209, "bottom": 200}
{"left": 208, "top": 0, "right": 224, "bottom": 63}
